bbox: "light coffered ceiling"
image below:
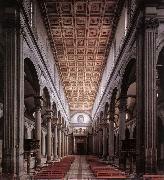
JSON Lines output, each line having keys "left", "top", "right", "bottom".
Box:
{"left": 41, "top": 0, "right": 118, "bottom": 111}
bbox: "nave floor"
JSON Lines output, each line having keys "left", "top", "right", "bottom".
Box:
{"left": 66, "top": 155, "right": 95, "bottom": 179}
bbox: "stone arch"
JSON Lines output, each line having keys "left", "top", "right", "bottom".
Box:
{"left": 24, "top": 58, "right": 40, "bottom": 119}
{"left": 120, "top": 59, "right": 136, "bottom": 96}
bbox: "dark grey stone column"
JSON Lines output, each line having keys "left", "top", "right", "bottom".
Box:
{"left": 34, "top": 96, "right": 42, "bottom": 167}
{"left": 108, "top": 120, "right": 114, "bottom": 162}
{"left": 53, "top": 120, "right": 58, "bottom": 160}
{"left": 136, "top": 13, "right": 145, "bottom": 175}
{"left": 46, "top": 110, "right": 52, "bottom": 163}
{"left": 136, "top": 8, "right": 158, "bottom": 174}
{"left": 2, "top": 3, "right": 24, "bottom": 178}
{"left": 58, "top": 124, "right": 62, "bottom": 159}
{"left": 118, "top": 97, "right": 126, "bottom": 169}
{"left": 102, "top": 124, "right": 108, "bottom": 158}
{"left": 62, "top": 127, "right": 65, "bottom": 157}
{"left": 92, "top": 131, "right": 96, "bottom": 154}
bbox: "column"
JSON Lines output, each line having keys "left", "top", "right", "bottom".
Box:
{"left": 73, "top": 136, "right": 76, "bottom": 154}
{"left": 42, "top": 131, "right": 46, "bottom": 156}
{"left": 136, "top": 14, "right": 145, "bottom": 174}
{"left": 34, "top": 96, "right": 42, "bottom": 167}
{"left": 46, "top": 110, "right": 52, "bottom": 163}
{"left": 95, "top": 131, "right": 99, "bottom": 155}
{"left": 92, "top": 132, "right": 95, "bottom": 154}
{"left": 96, "top": 132, "right": 99, "bottom": 155}
{"left": 27, "top": 126, "right": 33, "bottom": 139}
{"left": 144, "top": 13, "right": 158, "bottom": 173}
{"left": 58, "top": 124, "right": 62, "bottom": 159}
{"left": 108, "top": 120, "right": 114, "bottom": 162}
{"left": 98, "top": 130, "right": 102, "bottom": 156}
{"left": 62, "top": 128, "right": 65, "bottom": 157}
{"left": 118, "top": 97, "right": 126, "bottom": 169}
{"left": 102, "top": 125, "right": 107, "bottom": 158}
{"left": 136, "top": 8, "right": 159, "bottom": 174}
{"left": 65, "top": 133, "right": 67, "bottom": 156}
{"left": 53, "top": 123, "right": 58, "bottom": 160}
{"left": 66, "top": 135, "right": 69, "bottom": 155}
{"left": 2, "top": 3, "right": 24, "bottom": 178}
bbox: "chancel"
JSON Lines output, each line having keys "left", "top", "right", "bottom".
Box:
{"left": 0, "top": 0, "right": 164, "bottom": 179}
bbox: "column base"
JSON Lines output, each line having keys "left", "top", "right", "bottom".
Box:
{"left": 53, "top": 155, "right": 59, "bottom": 161}
{"left": 108, "top": 156, "right": 114, "bottom": 164}
{"left": 1, "top": 173, "right": 26, "bottom": 180}
{"left": 46, "top": 156, "right": 52, "bottom": 164}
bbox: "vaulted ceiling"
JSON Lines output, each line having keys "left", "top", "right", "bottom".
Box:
{"left": 41, "top": 0, "right": 119, "bottom": 111}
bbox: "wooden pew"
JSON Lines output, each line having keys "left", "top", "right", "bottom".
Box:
{"left": 143, "top": 175, "right": 164, "bottom": 180}
{"left": 96, "top": 171, "right": 127, "bottom": 179}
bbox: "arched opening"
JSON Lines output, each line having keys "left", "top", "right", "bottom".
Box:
{"left": 119, "top": 59, "right": 136, "bottom": 171}
{"left": 157, "top": 47, "right": 164, "bottom": 171}
{"left": 24, "top": 58, "right": 40, "bottom": 120}
{"left": 24, "top": 58, "right": 40, "bottom": 169}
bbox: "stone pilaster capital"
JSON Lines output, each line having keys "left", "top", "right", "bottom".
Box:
{"left": 145, "top": 17, "right": 159, "bottom": 29}
{"left": 57, "top": 123, "right": 62, "bottom": 130}
{"left": 44, "top": 109, "right": 53, "bottom": 122}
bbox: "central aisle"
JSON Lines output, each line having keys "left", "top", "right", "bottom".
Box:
{"left": 66, "top": 155, "right": 95, "bottom": 179}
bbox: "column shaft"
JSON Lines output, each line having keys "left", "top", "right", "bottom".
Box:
{"left": 35, "top": 108, "right": 42, "bottom": 166}
{"left": 73, "top": 136, "right": 76, "bottom": 154}
{"left": 66, "top": 135, "right": 69, "bottom": 155}
{"left": 118, "top": 97, "right": 126, "bottom": 169}
{"left": 108, "top": 121, "right": 114, "bottom": 161}
{"left": 93, "top": 134, "right": 95, "bottom": 154}
{"left": 2, "top": 4, "right": 24, "bottom": 178}
{"left": 58, "top": 128, "right": 62, "bottom": 159}
{"left": 42, "top": 132, "right": 46, "bottom": 156}
{"left": 103, "top": 127, "right": 107, "bottom": 158}
{"left": 53, "top": 125, "right": 58, "bottom": 160}
{"left": 47, "top": 119, "right": 52, "bottom": 162}
{"left": 136, "top": 14, "right": 145, "bottom": 174}
{"left": 62, "top": 131, "right": 65, "bottom": 157}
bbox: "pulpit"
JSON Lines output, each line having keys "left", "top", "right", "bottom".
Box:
{"left": 24, "top": 139, "right": 40, "bottom": 174}
{"left": 120, "top": 139, "right": 136, "bottom": 172}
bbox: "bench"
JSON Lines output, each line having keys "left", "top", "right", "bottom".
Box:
{"left": 95, "top": 169, "right": 124, "bottom": 176}
{"left": 96, "top": 171, "right": 127, "bottom": 179}
{"left": 143, "top": 175, "right": 164, "bottom": 180}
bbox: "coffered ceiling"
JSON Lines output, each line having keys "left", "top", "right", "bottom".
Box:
{"left": 41, "top": 0, "right": 118, "bottom": 111}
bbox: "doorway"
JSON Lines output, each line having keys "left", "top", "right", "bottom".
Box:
{"left": 77, "top": 143, "right": 86, "bottom": 155}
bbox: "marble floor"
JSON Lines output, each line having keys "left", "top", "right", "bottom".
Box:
{"left": 66, "top": 155, "right": 96, "bottom": 180}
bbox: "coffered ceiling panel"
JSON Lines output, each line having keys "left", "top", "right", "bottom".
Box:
{"left": 42, "top": 0, "right": 117, "bottom": 111}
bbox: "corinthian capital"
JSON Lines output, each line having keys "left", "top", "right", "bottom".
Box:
{"left": 145, "top": 17, "right": 159, "bottom": 29}
{"left": 34, "top": 96, "right": 43, "bottom": 110}
{"left": 44, "top": 109, "right": 53, "bottom": 120}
